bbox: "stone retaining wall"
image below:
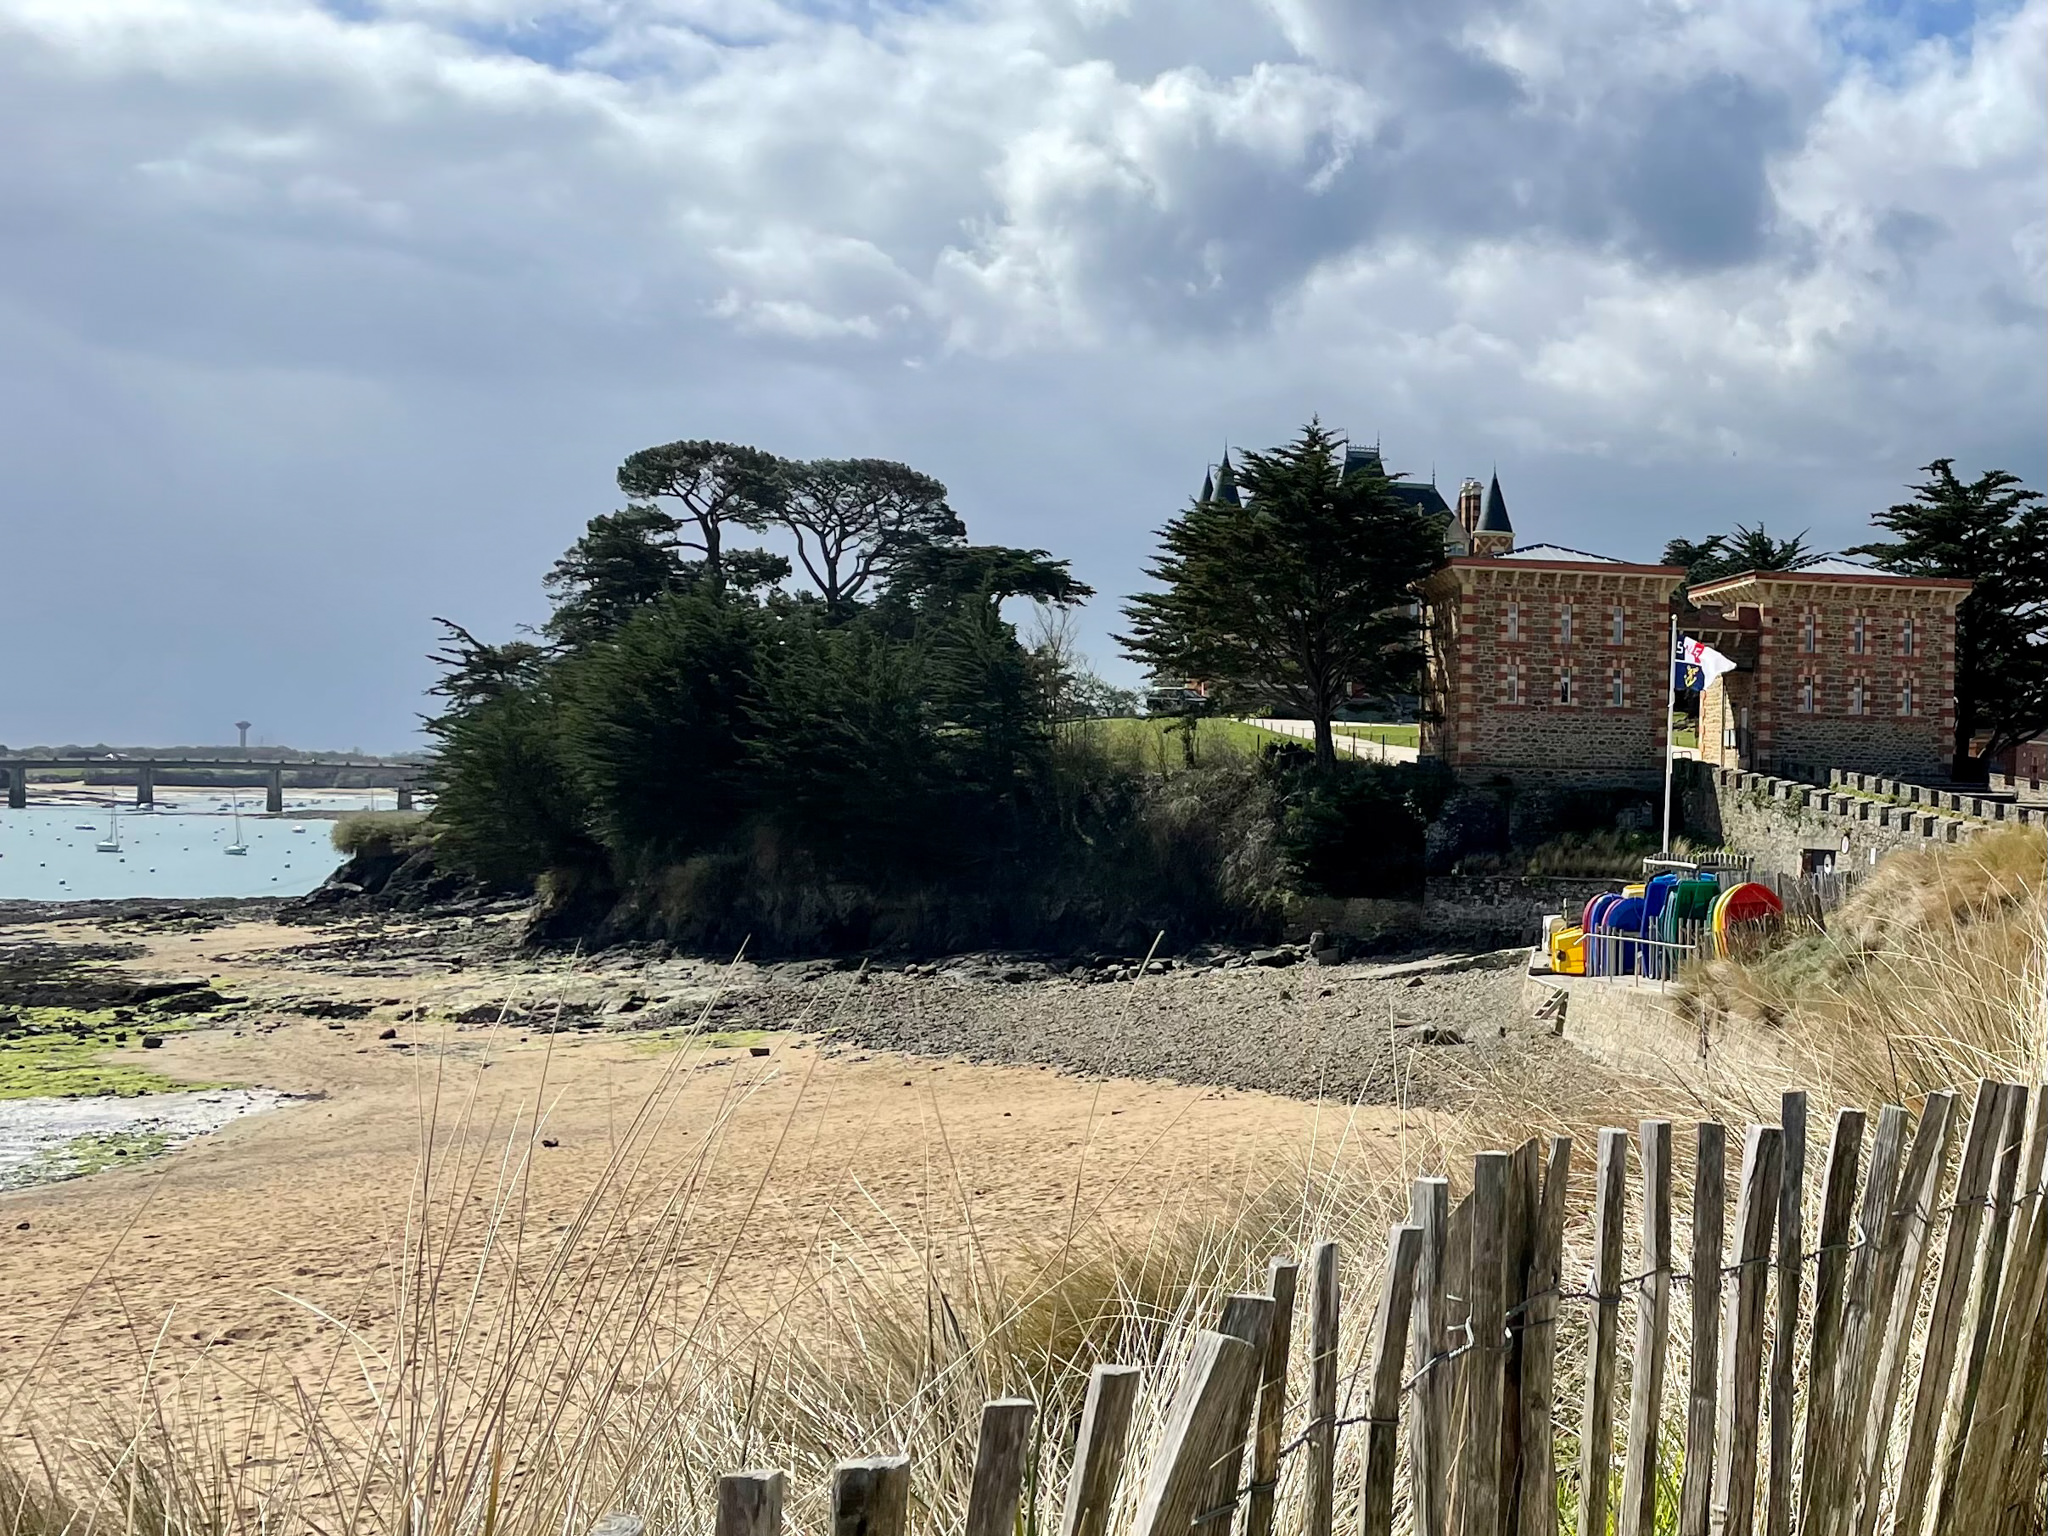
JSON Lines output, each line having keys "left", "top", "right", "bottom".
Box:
{"left": 1677, "top": 762, "right": 2042, "bottom": 879}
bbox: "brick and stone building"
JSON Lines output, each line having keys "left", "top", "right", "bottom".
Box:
{"left": 1687, "top": 560, "right": 1970, "bottom": 782}
{"left": 1417, "top": 482, "right": 1685, "bottom": 787}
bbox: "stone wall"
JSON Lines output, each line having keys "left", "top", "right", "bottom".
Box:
{"left": 1677, "top": 761, "right": 2041, "bottom": 879}
{"left": 1293, "top": 874, "right": 1619, "bottom": 953}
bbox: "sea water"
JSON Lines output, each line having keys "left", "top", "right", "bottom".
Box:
{"left": 0, "top": 789, "right": 423, "bottom": 902}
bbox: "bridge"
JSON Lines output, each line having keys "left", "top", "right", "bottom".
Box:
{"left": 1, "top": 757, "right": 426, "bottom": 814}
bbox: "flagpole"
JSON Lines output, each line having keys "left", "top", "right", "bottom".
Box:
{"left": 1661, "top": 612, "right": 1679, "bottom": 857}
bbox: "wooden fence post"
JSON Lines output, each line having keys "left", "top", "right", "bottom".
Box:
{"left": 1949, "top": 1147, "right": 2048, "bottom": 1534}
{"left": 1499, "top": 1139, "right": 1541, "bottom": 1528}
{"left": 1992, "top": 1083, "right": 2048, "bottom": 1531}
{"left": 1801, "top": 1102, "right": 1910, "bottom": 1536}
{"left": 1132, "top": 1331, "right": 1260, "bottom": 1536}
{"left": 1619, "top": 1119, "right": 1673, "bottom": 1536}
{"left": 1411, "top": 1178, "right": 1453, "bottom": 1536}
{"left": 1464, "top": 1151, "right": 1510, "bottom": 1536}
{"left": 1850, "top": 1092, "right": 1956, "bottom": 1536}
{"left": 1678, "top": 1121, "right": 1727, "bottom": 1536}
{"left": 1244, "top": 1259, "right": 1299, "bottom": 1536}
{"left": 1518, "top": 1137, "right": 1572, "bottom": 1536}
{"left": 1796, "top": 1107, "right": 1865, "bottom": 1536}
{"left": 716, "top": 1472, "right": 786, "bottom": 1536}
{"left": 833, "top": 1456, "right": 912, "bottom": 1536}
{"left": 1358, "top": 1224, "right": 1424, "bottom": 1536}
{"left": 1710, "top": 1123, "right": 1782, "bottom": 1536}
{"left": 1893, "top": 1080, "right": 2007, "bottom": 1533}
{"left": 1929, "top": 1083, "right": 2030, "bottom": 1531}
{"left": 1205, "top": 1294, "right": 1277, "bottom": 1535}
{"left": 1578, "top": 1129, "right": 1629, "bottom": 1536}
{"left": 966, "top": 1400, "right": 1039, "bottom": 1536}
{"left": 1060, "top": 1365, "right": 1144, "bottom": 1536}
{"left": 1763, "top": 1091, "right": 1805, "bottom": 1536}
{"left": 1305, "top": 1243, "right": 1341, "bottom": 1536}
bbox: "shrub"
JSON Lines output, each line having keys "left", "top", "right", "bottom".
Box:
{"left": 330, "top": 810, "right": 432, "bottom": 858}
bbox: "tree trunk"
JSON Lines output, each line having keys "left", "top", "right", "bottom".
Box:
{"left": 699, "top": 513, "right": 724, "bottom": 593}
{"left": 1951, "top": 704, "right": 1981, "bottom": 784}
{"left": 1313, "top": 712, "right": 1337, "bottom": 772}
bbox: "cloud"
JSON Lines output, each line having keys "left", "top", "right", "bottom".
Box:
{"left": 0, "top": 0, "right": 2040, "bottom": 746}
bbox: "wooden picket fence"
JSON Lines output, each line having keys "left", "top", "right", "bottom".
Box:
{"left": 635, "top": 1078, "right": 2048, "bottom": 1536}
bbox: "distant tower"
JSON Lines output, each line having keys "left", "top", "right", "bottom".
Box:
{"left": 1212, "top": 451, "right": 1243, "bottom": 507}
{"left": 1471, "top": 472, "right": 1514, "bottom": 557}
{"left": 1456, "top": 479, "right": 1484, "bottom": 543}
{"left": 1199, "top": 467, "right": 1215, "bottom": 503}
{"left": 235, "top": 721, "right": 251, "bottom": 750}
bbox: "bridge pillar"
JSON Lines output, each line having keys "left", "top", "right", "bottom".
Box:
{"left": 396, "top": 783, "right": 414, "bottom": 811}
{"left": 5, "top": 766, "right": 24, "bottom": 810}
{"left": 136, "top": 763, "right": 154, "bottom": 808}
{"left": 266, "top": 767, "right": 284, "bottom": 815}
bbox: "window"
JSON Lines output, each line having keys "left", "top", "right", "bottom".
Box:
{"left": 1851, "top": 677, "right": 1866, "bottom": 716}
{"left": 1609, "top": 669, "right": 1626, "bottom": 708}
{"left": 1800, "top": 675, "right": 1815, "bottom": 713}
{"left": 1900, "top": 678, "right": 1914, "bottom": 715}
{"left": 1504, "top": 661, "right": 1521, "bottom": 704}
{"left": 1560, "top": 603, "right": 1573, "bottom": 646}
{"left": 1902, "top": 615, "right": 1915, "bottom": 656}
{"left": 1558, "top": 665, "right": 1574, "bottom": 706}
{"left": 1802, "top": 611, "right": 1816, "bottom": 653}
{"left": 1852, "top": 616, "right": 1866, "bottom": 655}
{"left": 1610, "top": 605, "right": 1626, "bottom": 645}
{"left": 1506, "top": 600, "right": 1520, "bottom": 642}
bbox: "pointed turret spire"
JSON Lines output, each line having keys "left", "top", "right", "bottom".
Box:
{"left": 1471, "top": 469, "right": 1514, "bottom": 555}
{"left": 1199, "top": 467, "right": 1214, "bottom": 503}
{"left": 1213, "top": 451, "right": 1242, "bottom": 507}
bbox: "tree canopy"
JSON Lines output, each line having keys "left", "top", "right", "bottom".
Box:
{"left": 1119, "top": 420, "right": 1445, "bottom": 769}
{"left": 1666, "top": 524, "right": 1813, "bottom": 588}
{"left": 780, "top": 458, "right": 962, "bottom": 613}
{"left": 1848, "top": 460, "right": 2048, "bottom": 777}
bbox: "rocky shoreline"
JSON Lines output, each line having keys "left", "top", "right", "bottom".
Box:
{"left": 1, "top": 895, "right": 1556, "bottom": 1112}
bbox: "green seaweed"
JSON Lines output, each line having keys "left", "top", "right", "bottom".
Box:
{"left": 0, "top": 1010, "right": 218, "bottom": 1100}
{"left": 0, "top": 1130, "right": 174, "bottom": 1191}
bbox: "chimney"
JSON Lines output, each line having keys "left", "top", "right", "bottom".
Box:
{"left": 1457, "top": 479, "right": 1484, "bottom": 541}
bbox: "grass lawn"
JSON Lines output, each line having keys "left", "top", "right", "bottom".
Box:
{"left": 1068, "top": 716, "right": 1298, "bottom": 766}
{"left": 1332, "top": 722, "right": 1420, "bottom": 747}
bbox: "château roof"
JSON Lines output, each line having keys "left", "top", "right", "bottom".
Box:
{"left": 1476, "top": 472, "right": 1512, "bottom": 534}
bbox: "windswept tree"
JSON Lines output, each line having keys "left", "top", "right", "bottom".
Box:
{"left": 1120, "top": 420, "right": 1444, "bottom": 769}
{"left": 1666, "top": 524, "right": 1812, "bottom": 588}
{"left": 1849, "top": 460, "right": 2048, "bottom": 779}
{"left": 543, "top": 506, "right": 687, "bottom": 649}
{"left": 780, "top": 458, "right": 963, "bottom": 613}
{"left": 615, "top": 439, "right": 785, "bottom": 593}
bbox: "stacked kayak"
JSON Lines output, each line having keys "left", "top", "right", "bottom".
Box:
{"left": 1711, "top": 882, "right": 1784, "bottom": 955}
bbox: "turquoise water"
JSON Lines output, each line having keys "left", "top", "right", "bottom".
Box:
{"left": 0, "top": 790, "right": 414, "bottom": 902}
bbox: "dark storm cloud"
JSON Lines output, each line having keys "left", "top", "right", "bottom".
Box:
{"left": 0, "top": 0, "right": 2040, "bottom": 748}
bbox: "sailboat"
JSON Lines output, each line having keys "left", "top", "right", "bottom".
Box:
{"left": 225, "top": 791, "right": 249, "bottom": 856}
{"left": 96, "top": 794, "right": 120, "bottom": 853}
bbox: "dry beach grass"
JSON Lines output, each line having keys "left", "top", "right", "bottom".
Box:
{"left": 3, "top": 827, "right": 2045, "bottom": 1536}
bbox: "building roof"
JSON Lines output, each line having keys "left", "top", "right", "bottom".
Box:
{"left": 1212, "top": 452, "right": 1241, "bottom": 507}
{"left": 1493, "top": 543, "right": 1623, "bottom": 564}
{"left": 1342, "top": 442, "right": 1452, "bottom": 517}
{"left": 1199, "top": 468, "right": 1213, "bottom": 503}
{"left": 1688, "top": 563, "right": 1974, "bottom": 601}
{"left": 1476, "top": 472, "right": 1512, "bottom": 534}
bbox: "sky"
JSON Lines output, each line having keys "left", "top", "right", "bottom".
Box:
{"left": 1, "top": 0, "right": 2043, "bottom": 753}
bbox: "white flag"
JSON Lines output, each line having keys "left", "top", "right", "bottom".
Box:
{"left": 1675, "top": 634, "right": 1737, "bottom": 689}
